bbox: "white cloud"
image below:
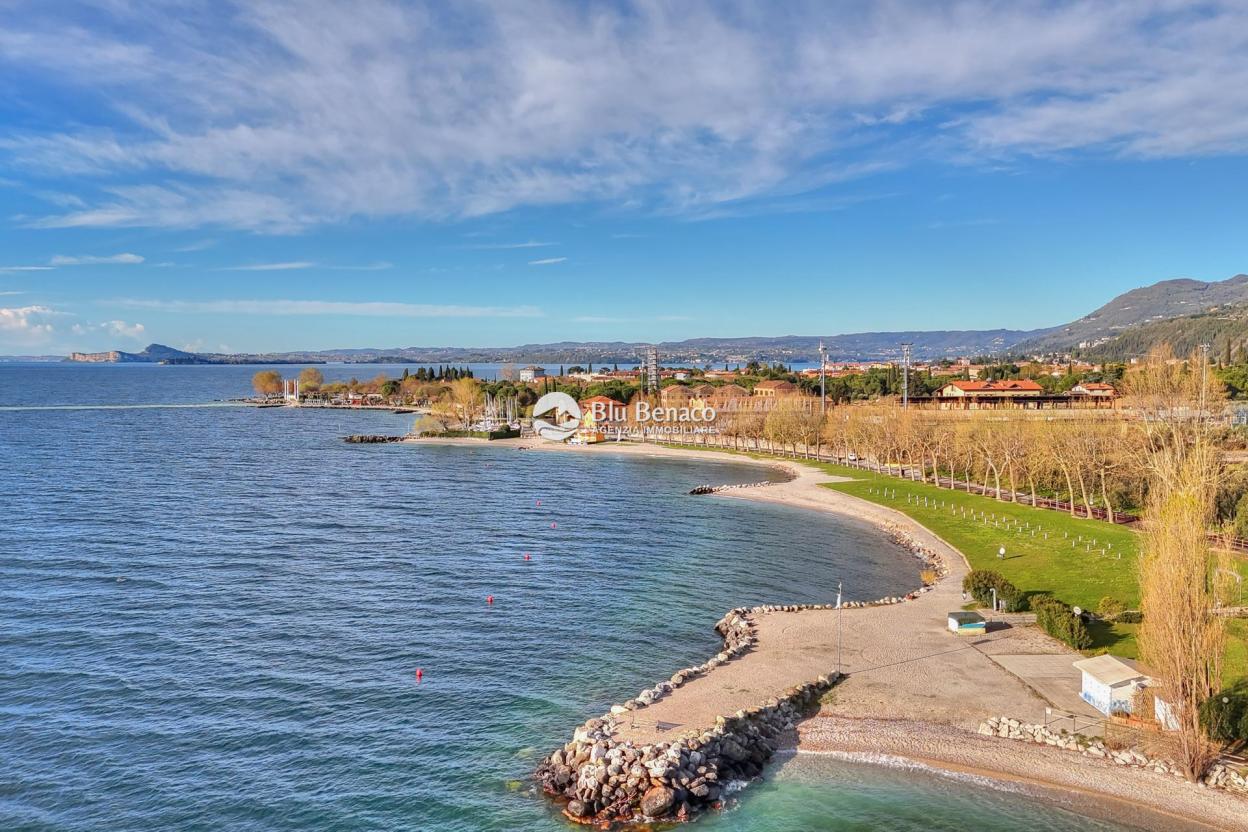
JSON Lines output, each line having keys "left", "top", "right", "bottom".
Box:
{"left": 528, "top": 257, "right": 567, "bottom": 266}
{"left": 174, "top": 239, "right": 217, "bottom": 252}
{"left": 50, "top": 252, "right": 144, "bottom": 265}
{"left": 0, "top": 305, "right": 60, "bottom": 340}
{"left": 104, "top": 320, "right": 146, "bottom": 338}
{"left": 0, "top": 265, "right": 55, "bottom": 272}
{"left": 223, "top": 261, "right": 315, "bottom": 271}
{"left": 70, "top": 319, "right": 145, "bottom": 339}
{"left": 328, "top": 261, "right": 392, "bottom": 271}
{"left": 468, "top": 240, "right": 557, "bottom": 250}
{"left": 112, "top": 298, "right": 543, "bottom": 318}
{"left": 1, "top": 2, "right": 1246, "bottom": 231}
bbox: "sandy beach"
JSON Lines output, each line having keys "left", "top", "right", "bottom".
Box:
{"left": 406, "top": 436, "right": 1248, "bottom": 829}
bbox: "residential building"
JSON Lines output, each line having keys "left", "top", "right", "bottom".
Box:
{"left": 751, "top": 379, "right": 798, "bottom": 397}
{"left": 519, "top": 365, "right": 546, "bottom": 382}
{"left": 1070, "top": 382, "right": 1117, "bottom": 398}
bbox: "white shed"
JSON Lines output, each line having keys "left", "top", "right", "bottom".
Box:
{"left": 1072, "top": 655, "right": 1150, "bottom": 716}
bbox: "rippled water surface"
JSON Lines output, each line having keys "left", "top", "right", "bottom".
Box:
{"left": 3, "top": 365, "right": 1145, "bottom": 831}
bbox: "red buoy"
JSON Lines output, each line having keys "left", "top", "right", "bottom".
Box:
{"left": 415, "top": 668, "right": 423, "bottom": 683}
{"left": 536, "top": 500, "right": 542, "bottom": 506}
{"left": 524, "top": 553, "right": 532, "bottom": 561}
{"left": 550, "top": 522, "right": 557, "bottom": 529}
{"left": 486, "top": 595, "right": 494, "bottom": 605}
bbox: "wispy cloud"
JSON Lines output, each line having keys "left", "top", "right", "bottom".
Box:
{"left": 112, "top": 298, "right": 543, "bottom": 318}
{"left": 223, "top": 261, "right": 315, "bottom": 271}
{"left": 50, "top": 252, "right": 144, "bottom": 266}
{"left": 468, "top": 240, "right": 557, "bottom": 250}
{"left": 2, "top": 3, "right": 1247, "bottom": 231}
{"left": 0, "top": 265, "right": 55, "bottom": 272}
{"left": 528, "top": 257, "right": 567, "bottom": 266}
{"left": 221, "top": 260, "right": 392, "bottom": 271}
{"left": 328, "top": 261, "right": 393, "bottom": 271}
{"left": 71, "top": 319, "right": 146, "bottom": 339}
{"left": 174, "top": 238, "right": 216, "bottom": 252}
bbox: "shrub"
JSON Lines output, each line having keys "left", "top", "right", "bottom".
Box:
{"left": 962, "top": 570, "right": 1023, "bottom": 611}
{"left": 1199, "top": 691, "right": 1248, "bottom": 743}
{"left": 1097, "top": 596, "right": 1126, "bottom": 619}
{"left": 1034, "top": 597, "right": 1092, "bottom": 649}
{"left": 1116, "top": 610, "right": 1144, "bottom": 624}
{"left": 919, "top": 569, "right": 938, "bottom": 586}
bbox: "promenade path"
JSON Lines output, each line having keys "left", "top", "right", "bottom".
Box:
{"left": 609, "top": 460, "right": 1058, "bottom": 746}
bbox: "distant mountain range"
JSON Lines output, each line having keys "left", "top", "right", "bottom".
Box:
{"left": 1081, "top": 305, "right": 1248, "bottom": 363}
{"left": 1014, "top": 273, "right": 1248, "bottom": 354}
{"left": 37, "top": 272, "right": 1248, "bottom": 365}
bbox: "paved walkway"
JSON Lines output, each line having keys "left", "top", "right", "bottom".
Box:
{"left": 611, "top": 460, "right": 1063, "bottom": 745}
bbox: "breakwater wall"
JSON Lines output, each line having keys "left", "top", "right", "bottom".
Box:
{"left": 535, "top": 637, "right": 842, "bottom": 824}
{"left": 536, "top": 526, "right": 951, "bottom": 824}
{"left": 343, "top": 434, "right": 405, "bottom": 443}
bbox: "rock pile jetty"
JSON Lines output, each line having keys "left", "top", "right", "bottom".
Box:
{"left": 688, "top": 481, "right": 774, "bottom": 495}
{"left": 343, "top": 434, "right": 404, "bottom": 443}
{"left": 977, "top": 716, "right": 1248, "bottom": 795}
{"left": 536, "top": 508, "right": 955, "bottom": 824}
{"left": 536, "top": 667, "right": 842, "bottom": 824}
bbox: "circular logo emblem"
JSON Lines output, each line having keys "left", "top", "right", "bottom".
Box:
{"left": 532, "top": 392, "right": 582, "bottom": 441}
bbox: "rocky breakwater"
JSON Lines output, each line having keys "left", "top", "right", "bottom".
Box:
{"left": 536, "top": 516, "right": 953, "bottom": 823}
{"left": 689, "top": 481, "right": 775, "bottom": 496}
{"left": 537, "top": 673, "right": 842, "bottom": 824}
{"left": 536, "top": 606, "right": 842, "bottom": 824}
{"left": 343, "top": 434, "right": 404, "bottom": 444}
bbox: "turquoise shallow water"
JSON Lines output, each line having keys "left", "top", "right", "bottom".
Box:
{"left": 2, "top": 365, "right": 1147, "bottom": 831}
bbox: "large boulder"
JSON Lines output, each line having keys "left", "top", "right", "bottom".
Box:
{"left": 640, "top": 785, "right": 675, "bottom": 818}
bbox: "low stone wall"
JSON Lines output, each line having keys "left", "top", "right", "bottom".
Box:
{"left": 977, "top": 716, "right": 1248, "bottom": 795}
{"left": 343, "top": 434, "right": 404, "bottom": 443}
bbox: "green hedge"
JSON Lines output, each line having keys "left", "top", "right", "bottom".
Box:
{"left": 1199, "top": 690, "right": 1248, "bottom": 743}
{"left": 1032, "top": 596, "right": 1093, "bottom": 649}
{"left": 963, "top": 570, "right": 1024, "bottom": 612}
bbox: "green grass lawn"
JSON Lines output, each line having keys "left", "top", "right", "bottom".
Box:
{"left": 814, "top": 463, "right": 1143, "bottom": 647}
{"left": 814, "top": 461, "right": 1248, "bottom": 686}
{"left": 658, "top": 443, "right": 1247, "bottom": 685}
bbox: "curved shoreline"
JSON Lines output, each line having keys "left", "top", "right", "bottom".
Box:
{"left": 406, "top": 438, "right": 1247, "bottom": 829}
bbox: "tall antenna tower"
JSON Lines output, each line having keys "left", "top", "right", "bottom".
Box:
{"left": 646, "top": 346, "right": 659, "bottom": 394}
{"left": 900, "top": 343, "right": 913, "bottom": 409}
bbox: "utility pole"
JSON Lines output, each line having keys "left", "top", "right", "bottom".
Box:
{"left": 901, "top": 342, "right": 913, "bottom": 409}
{"left": 818, "top": 340, "right": 828, "bottom": 460}
{"left": 819, "top": 340, "right": 828, "bottom": 416}
{"left": 1200, "top": 343, "right": 1211, "bottom": 420}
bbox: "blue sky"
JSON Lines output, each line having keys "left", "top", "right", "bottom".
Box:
{"left": 1, "top": 1, "right": 1246, "bottom": 354}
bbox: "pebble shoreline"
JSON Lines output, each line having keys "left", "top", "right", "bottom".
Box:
{"left": 978, "top": 716, "right": 1248, "bottom": 796}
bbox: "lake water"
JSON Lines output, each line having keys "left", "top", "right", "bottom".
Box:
{"left": 2, "top": 365, "right": 1149, "bottom": 830}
